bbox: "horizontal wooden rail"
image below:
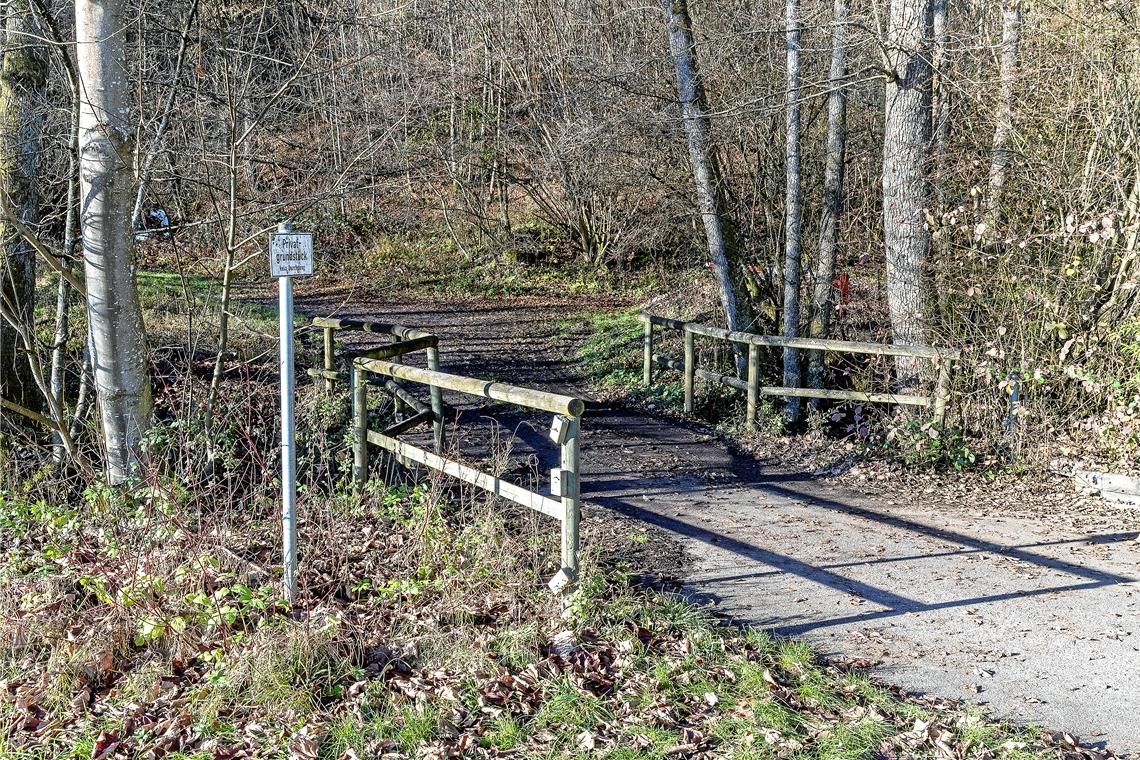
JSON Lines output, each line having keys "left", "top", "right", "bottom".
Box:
{"left": 365, "top": 430, "right": 564, "bottom": 520}
{"left": 759, "top": 386, "right": 930, "bottom": 406}
{"left": 644, "top": 314, "right": 687, "bottom": 331}
{"left": 352, "top": 355, "right": 583, "bottom": 592}
{"left": 314, "top": 315, "right": 445, "bottom": 452}
{"left": 654, "top": 354, "right": 923, "bottom": 405}
{"left": 697, "top": 366, "right": 748, "bottom": 392}
{"left": 356, "top": 358, "right": 585, "bottom": 417}
{"left": 380, "top": 410, "right": 434, "bottom": 437}
{"left": 641, "top": 313, "right": 958, "bottom": 360}
{"left": 356, "top": 334, "right": 438, "bottom": 359}
{"left": 642, "top": 313, "right": 956, "bottom": 425}
{"left": 307, "top": 368, "right": 339, "bottom": 381}
{"left": 314, "top": 316, "right": 434, "bottom": 342}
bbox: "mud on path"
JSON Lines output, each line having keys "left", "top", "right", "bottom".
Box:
{"left": 298, "top": 294, "right": 1140, "bottom": 756}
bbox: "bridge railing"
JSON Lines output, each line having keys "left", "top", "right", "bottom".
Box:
{"left": 308, "top": 316, "right": 445, "bottom": 452}
{"left": 349, "top": 356, "right": 585, "bottom": 594}
{"left": 640, "top": 314, "right": 959, "bottom": 426}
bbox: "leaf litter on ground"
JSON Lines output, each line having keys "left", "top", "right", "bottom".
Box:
{"left": 0, "top": 481, "right": 1122, "bottom": 760}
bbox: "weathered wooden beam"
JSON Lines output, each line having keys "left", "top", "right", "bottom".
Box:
{"left": 382, "top": 410, "right": 433, "bottom": 437}
{"left": 356, "top": 334, "right": 438, "bottom": 360}
{"left": 758, "top": 386, "right": 931, "bottom": 406}
{"left": 559, "top": 414, "right": 580, "bottom": 587}
{"left": 378, "top": 377, "right": 431, "bottom": 416}
{"left": 351, "top": 365, "right": 368, "bottom": 489}
{"left": 426, "top": 346, "right": 445, "bottom": 453}
{"left": 654, "top": 355, "right": 928, "bottom": 406}
{"left": 322, "top": 327, "right": 335, "bottom": 393}
{"left": 366, "top": 429, "right": 564, "bottom": 520}
{"left": 683, "top": 329, "right": 695, "bottom": 413}
{"left": 933, "top": 359, "right": 952, "bottom": 425}
{"left": 312, "top": 316, "right": 434, "bottom": 342}
{"left": 696, "top": 367, "right": 748, "bottom": 392}
{"left": 642, "top": 313, "right": 959, "bottom": 360}
{"left": 642, "top": 313, "right": 687, "bottom": 331}
{"left": 355, "top": 358, "right": 585, "bottom": 417}
{"left": 306, "top": 368, "right": 341, "bottom": 381}
{"left": 746, "top": 343, "right": 760, "bottom": 428}
{"left": 686, "top": 321, "right": 958, "bottom": 360}
{"left": 643, "top": 318, "right": 653, "bottom": 386}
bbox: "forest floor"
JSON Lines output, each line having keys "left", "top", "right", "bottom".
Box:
{"left": 298, "top": 289, "right": 1140, "bottom": 757}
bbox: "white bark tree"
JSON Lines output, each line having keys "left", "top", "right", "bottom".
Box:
{"left": 76, "top": 0, "right": 152, "bottom": 483}
{"left": 782, "top": 0, "right": 803, "bottom": 421}
{"left": 882, "top": 0, "right": 935, "bottom": 392}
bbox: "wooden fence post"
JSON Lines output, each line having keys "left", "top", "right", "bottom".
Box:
{"left": 426, "top": 345, "right": 445, "bottom": 453}
{"left": 642, "top": 317, "right": 653, "bottom": 386}
{"left": 390, "top": 350, "right": 408, "bottom": 420}
{"left": 352, "top": 361, "right": 368, "bottom": 489}
{"left": 683, "top": 327, "right": 695, "bottom": 414}
{"left": 933, "top": 356, "right": 952, "bottom": 426}
{"left": 747, "top": 342, "right": 760, "bottom": 428}
{"left": 560, "top": 414, "right": 581, "bottom": 589}
{"left": 322, "top": 327, "right": 335, "bottom": 393}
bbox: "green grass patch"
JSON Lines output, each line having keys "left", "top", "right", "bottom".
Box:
{"left": 566, "top": 308, "right": 685, "bottom": 409}
{"left": 0, "top": 479, "right": 1081, "bottom": 760}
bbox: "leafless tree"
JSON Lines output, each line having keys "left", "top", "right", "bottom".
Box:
{"left": 807, "top": 0, "right": 849, "bottom": 396}
{"left": 984, "top": 0, "right": 1021, "bottom": 230}
{"left": 76, "top": 0, "right": 152, "bottom": 482}
{"left": 782, "top": 0, "right": 804, "bottom": 419}
{"left": 662, "top": 0, "right": 749, "bottom": 372}
{"left": 882, "top": 0, "right": 934, "bottom": 392}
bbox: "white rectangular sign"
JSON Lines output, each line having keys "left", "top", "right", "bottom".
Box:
{"left": 270, "top": 233, "right": 314, "bottom": 277}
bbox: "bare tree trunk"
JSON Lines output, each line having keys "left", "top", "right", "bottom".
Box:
{"left": 985, "top": 0, "right": 1021, "bottom": 229}
{"left": 76, "top": 0, "right": 152, "bottom": 483}
{"left": 662, "top": 0, "right": 749, "bottom": 373}
{"left": 883, "top": 0, "right": 935, "bottom": 393}
{"left": 931, "top": 0, "right": 949, "bottom": 210}
{"left": 807, "top": 0, "right": 849, "bottom": 397}
{"left": 52, "top": 98, "right": 80, "bottom": 404}
{"left": 0, "top": 2, "right": 47, "bottom": 420}
{"left": 782, "top": 0, "right": 803, "bottom": 421}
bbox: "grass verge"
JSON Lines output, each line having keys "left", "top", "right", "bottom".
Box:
{"left": 0, "top": 463, "right": 1101, "bottom": 759}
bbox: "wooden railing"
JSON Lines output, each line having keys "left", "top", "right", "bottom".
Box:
{"left": 351, "top": 357, "right": 585, "bottom": 592}
{"left": 309, "top": 315, "right": 585, "bottom": 594}
{"left": 308, "top": 316, "right": 445, "bottom": 453}
{"left": 640, "top": 314, "right": 959, "bottom": 426}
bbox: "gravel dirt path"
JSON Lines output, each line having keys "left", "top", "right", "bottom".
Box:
{"left": 299, "top": 294, "right": 1140, "bottom": 755}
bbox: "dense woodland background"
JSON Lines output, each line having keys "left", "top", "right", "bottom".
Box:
{"left": 4, "top": 4, "right": 1140, "bottom": 757}
{"left": 1, "top": 0, "right": 1139, "bottom": 484}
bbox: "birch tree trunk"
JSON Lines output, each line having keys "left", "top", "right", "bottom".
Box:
{"left": 882, "top": 0, "right": 935, "bottom": 393}
{"left": 662, "top": 0, "right": 749, "bottom": 373}
{"left": 782, "top": 0, "right": 803, "bottom": 421}
{"left": 807, "top": 0, "right": 849, "bottom": 396}
{"left": 76, "top": 0, "right": 152, "bottom": 483}
{"left": 985, "top": 0, "right": 1021, "bottom": 229}
{"left": 0, "top": 2, "right": 48, "bottom": 419}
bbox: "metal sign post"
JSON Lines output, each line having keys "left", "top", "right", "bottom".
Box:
{"left": 271, "top": 223, "right": 313, "bottom": 606}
